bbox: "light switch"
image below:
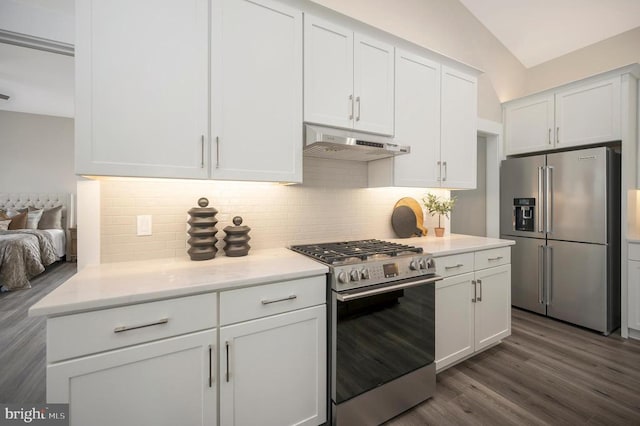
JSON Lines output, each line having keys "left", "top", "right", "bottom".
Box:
{"left": 137, "top": 215, "right": 152, "bottom": 236}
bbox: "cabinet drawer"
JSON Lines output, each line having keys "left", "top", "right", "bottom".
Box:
{"left": 220, "top": 276, "right": 326, "bottom": 325}
{"left": 435, "top": 253, "right": 474, "bottom": 277}
{"left": 629, "top": 243, "right": 640, "bottom": 261}
{"left": 475, "top": 247, "right": 511, "bottom": 270}
{"left": 47, "top": 293, "right": 217, "bottom": 363}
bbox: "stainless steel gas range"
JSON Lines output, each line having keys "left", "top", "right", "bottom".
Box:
{"left": 290, "top": 239, "right": 442, "bottom": 426}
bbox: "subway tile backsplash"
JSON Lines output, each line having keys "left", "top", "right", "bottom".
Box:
{"left": 100, "top": 157, "right": 450, "bottom": 263}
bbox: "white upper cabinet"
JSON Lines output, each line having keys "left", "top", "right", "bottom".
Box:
{"left": 554, "top": 77, "right": 621, "bottom": 149}
{"left": 440, "top": 66, "right": 478, "bottom": 189}
{"left": 392, "top": 50, "right": 441, "bottom": 187}
{"left": 211, "top": 0, "right": 303, "bottom": 183}
{"left": 368, "top": 58, "right": 478, "bottom": 190}
{"left": 304, "top": 15, "right": 395, "bottom": 136}
{"left": 75, "top": 0, "right": 210, "bottom": 179}
{"left": 504, "top": 75, "right": 622, "bottom": 155}
{"left": 504, "top": 94, "right": 555, "bottom": 155}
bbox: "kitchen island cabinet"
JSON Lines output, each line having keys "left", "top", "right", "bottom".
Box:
{"left": 627, "top": 241, "right": 640, "bottom": 339}
{"left": 30, "top": 248, "right": 328, "bottom": 426}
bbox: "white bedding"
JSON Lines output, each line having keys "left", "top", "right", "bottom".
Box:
{"left": 42, "top": 229, "right": 66, "bottom": 258}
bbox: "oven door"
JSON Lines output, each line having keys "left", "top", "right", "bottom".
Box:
{"left": 331, "top": 275, "right": 439, "bottom": 404}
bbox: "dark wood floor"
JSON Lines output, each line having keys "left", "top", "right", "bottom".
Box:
{"left": 2, "top": 267, "right": 640, "bottom": 425}
{"left": 0, "top": 261, "right": 76, "bottom": 403}
{"left": 389, "top": 309, "right": 640, "bottom": 425}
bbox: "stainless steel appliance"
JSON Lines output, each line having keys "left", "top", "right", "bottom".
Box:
{"left": 290, "top": 239, "right": 441, "bottom": 426}
{"left": 304, "top": 124, "right": 410, "bottom": 161}
{"left": 500, "top": 146, "right": 621, "bottom": 334}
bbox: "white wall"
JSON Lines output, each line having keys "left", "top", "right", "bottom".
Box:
{"left": 525, "top": 27, "right": 640, "bottom": 96}
{"left": 0, "top": 110, "right": 75, "bottom": 194}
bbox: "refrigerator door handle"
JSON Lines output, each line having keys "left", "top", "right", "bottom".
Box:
{"left": 546, "top": 245, "right": 553, "bottom": 305}
{"left": 538, "top": 245, "right": 544, "bottom": 304}
{"left": 546, "top": 166, "right": 553, "bottom": 234}
{"left": 538, "top": 167, "right": 544, "bottom": 233}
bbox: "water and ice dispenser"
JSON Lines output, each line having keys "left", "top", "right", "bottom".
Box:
{"left": 513, "top": 198, "right": 535, "bottom": 232}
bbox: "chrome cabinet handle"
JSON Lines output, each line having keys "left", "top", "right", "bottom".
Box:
{"left": 548, "top": 128, "right": 551, "bottom": 144}
{"left": 444, "top": 263, "right": 464, "bottom": 270}
{"left": 348, "top": 95, "right": 354, "bottom": 120}
{"left": 538, "top": 245, "right": 544, "bottom": 304}
{"left": 538, "top": 167, "right": 544, "bottom": 233}
{"left": 113, "top": 318, "right": 169, "bottom": 333}
{"left": 556, "top": 127, "right": 560, "bottom": 144}
{"left": 472, "top": 280, "right": 477, "bottom": 303}
{"left": 200, "top": 135, "right": 205, "bottom": 168}
{"left": 208, "top": 344, "right": 213, "bottom": 387}
{"left": 443, "top": 161, "right": 448, "bottom": 182}
{"left": 477, "top": 279, "right": 482, "bottom": 302}
{"left": 215, "top": 136, "right": 220, "bottom": 169}
{"left": 261, "top": 295, "right": 297, "bottom": 305}
{"left": 487, "top": 256, "right": 503, "bottom": 261}
{"left": 356, "top": 96, "right": 361, "bottom": 121}
{"left": 225, "top": 341, "right": 230, "bottom": 382}
{"left": 437, "top": 161, "right": 442, "bottom": 182}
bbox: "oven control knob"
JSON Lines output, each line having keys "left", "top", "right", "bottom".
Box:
{"left": 360, "top": 268, "right": 370, "bottom": 280}
{"left": 419, "top": 258, "right": 427, "bottom": 269}
{"left": 427, "top": 258, "right": 435, "bottom": 269}
{"left": 409, "top": 260, "right": 420, "bottom": 271}
{"left": 338, "top": 271, "right": 350, "bottom": 284}
{"left": 350, "top": 269, "right": 361, "bottom": 282}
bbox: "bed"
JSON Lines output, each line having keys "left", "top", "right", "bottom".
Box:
{"left": 0, "top": 193, "right": 71, "bottom": 292}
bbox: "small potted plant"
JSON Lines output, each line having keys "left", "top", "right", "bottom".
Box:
{"left": 422, "top": 193, "right": 456, "bottom": 237}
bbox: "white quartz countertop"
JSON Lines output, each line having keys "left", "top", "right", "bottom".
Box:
{"left": 30, "top": 234, "right": 514, "bottom": 318}
{"left": 388, "top": 233, "right": 515, "bottom": 256}
{"left": 29, "top": 248, "right": 328, "bottom": 317}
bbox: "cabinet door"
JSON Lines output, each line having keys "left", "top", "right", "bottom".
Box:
{"left": 47, "top": 330, "right": 216, "bottom": 426}
{"left": 212, "top": 0, "right": 302, "bottom": 183}
{"left": 75, "top": 0, "right": 209, "bottom": 179}
{"left": 440, "top": 66, "right": 477, "bottom": 189}
{"left": 353, "top": 34, "right": 395, "bottom": 135}
{"left": 393, "top": 50, "right": 441, "bottom": 187}
{"left": 628, "top": 259, "right": 640, "bottom": 332}
{"left": 555, "top": 77, "right": 621, "bottom": 149}
{"left": 303, "top": 15, "right": 354, "bottom": 130}
{"left": 220, "top": 306, "right": 326, "bottom": 426}
{"left": 504, "top": 94, "right": 555, "bottom": 155}
{"left": 474, "top": 264, "right": 511, "bottom": 351}
{"left": 435, "top": 272, "right": 474, "bottom": 371}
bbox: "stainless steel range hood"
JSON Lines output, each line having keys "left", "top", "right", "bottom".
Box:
{"left": 304, "top": 124, "right": 410, "bottom": 161}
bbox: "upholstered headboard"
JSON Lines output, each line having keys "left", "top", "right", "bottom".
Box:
{"left": 0, "top": 193, "right": 72, "bottom": 229}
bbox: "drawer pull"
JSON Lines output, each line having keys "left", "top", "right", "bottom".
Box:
{"left": 261, "top": 295, "right": 297, "bottom": 305}
{"left": 487, "top": 256, "right": 504, "bottom": 261}
{"left": 113, "top": 318, "right": 169, "bottom": 334}
{"left": 444, "top": 264, "right": 464, "bottom": 270}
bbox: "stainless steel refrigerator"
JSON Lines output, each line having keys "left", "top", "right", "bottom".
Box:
{"left": 500, "top": 146, "right": 620, "bottom": 334}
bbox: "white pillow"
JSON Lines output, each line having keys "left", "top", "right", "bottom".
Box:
{"left": 0, "top": 219, "right": 10, "bottom": 231}
{"left": 26, "top": 209, "right": 44, "bottom": 229}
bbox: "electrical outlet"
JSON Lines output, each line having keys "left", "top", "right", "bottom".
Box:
{"left": 137, "top": 215, "right": 152, "bottom": 236}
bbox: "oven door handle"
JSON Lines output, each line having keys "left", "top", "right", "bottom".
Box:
{"left": 335, "top": 275, "right": 443, "bottom": 302}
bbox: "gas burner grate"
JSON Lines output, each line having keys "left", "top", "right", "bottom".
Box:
{"left": 290, "top": 239, "right": 423, "bottom": 265}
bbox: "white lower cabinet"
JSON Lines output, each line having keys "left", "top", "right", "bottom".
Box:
{"left": 47, "top": 330, "right": 217, "bottom": 426}
{"left": 435, "top": 248, "right": 511, "bottom": 371}
{"left": 627, "top": 243, "right": 640, "bottom": 337}
{"left": 219, "top": 305, "right": 326, "bottom": 426}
